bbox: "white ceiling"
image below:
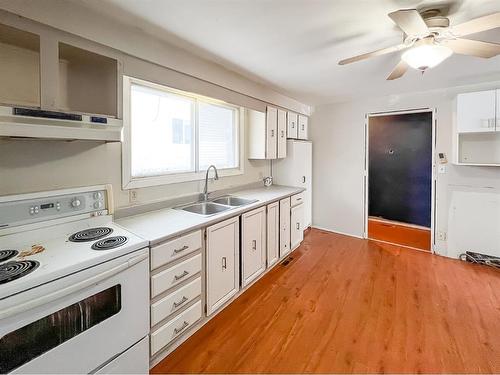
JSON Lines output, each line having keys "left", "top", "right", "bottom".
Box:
{"left": 78, "top": 0, "right": 500, "bottom": 105}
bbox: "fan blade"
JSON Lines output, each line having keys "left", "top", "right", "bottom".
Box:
{"left": 452, "top": 12, "right": 500, "bottom": 37}
{"left": 338, "top": 44, "right": 408, "bottom": 65}
{"left": 388, "top": 9, "right": 429, "bottom": 36}
{"left": 445, "top": 38, "right": 500, "bottom": 58}
{"left": 387, "top": 60, "right": 409, "bottom": 80}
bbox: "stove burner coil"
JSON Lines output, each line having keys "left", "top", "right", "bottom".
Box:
{"left": 91, "top": 236, "right": 128, "bottom": 251}
{"left": 0, "top": 250, "right": 18, "bottom": 263}
{"left": 0, "top": 260, "right": 39, "bottom": 284}
{"left": 69, "top": 227, "right": 113, "bottom": 242}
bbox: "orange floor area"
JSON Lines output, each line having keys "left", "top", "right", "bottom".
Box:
{"left": 368, "top": 218, "right": 431, "bottom": 251}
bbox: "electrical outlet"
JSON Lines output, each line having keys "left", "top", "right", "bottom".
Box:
{"left": 129, "top": 189, "right": 139, "bottom": 203}
{"left": 437, "top": 231, "right": 447, "bottom": 241}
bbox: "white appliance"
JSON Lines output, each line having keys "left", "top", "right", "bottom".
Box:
{"left": 0, "top": 106, "right": 122, "bottom": 142}
{"left": 0, "top": 186, "right": 149, "bottom": 374}
{"left": 273, "top": 140, "right": 313, "bottom": 228}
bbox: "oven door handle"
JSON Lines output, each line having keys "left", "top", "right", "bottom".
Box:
{"left": 0, "top": 251, "right": 148, "bottom": 320}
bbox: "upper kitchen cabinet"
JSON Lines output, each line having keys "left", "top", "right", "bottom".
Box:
{"left": 57, "top": 43, "right": 118, "bottom": 117}
{"left": 456, "top": 90, "right": 496, "bottom": 133}
{"left": 277, "top": 109, "right": 287, "bottom": 158}
{"left": 298, "top": 115, "right": 308, "bottom": 140}
{"left": 0, "top": 20, "right": 119, "bottom": 118}
{"left": 248, "top": 106, "right": 287, "bottom": 160}
{"left": 454, "top": 89, "right": 500, "bottom": 166}
{"left": 0, "top": 24, "right": 40, "bottom": 108}
{"left": 287, "top": 111, "right": 298, "bottom": 139}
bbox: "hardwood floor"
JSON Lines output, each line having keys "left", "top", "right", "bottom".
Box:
{"left": 368, "top": 218, "right": 431, "bottom": 251}
{"left": 152, "top": 229, "right": 500, "bottom": 374}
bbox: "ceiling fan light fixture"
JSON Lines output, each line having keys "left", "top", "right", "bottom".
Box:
{"left": 401, "top": 43, "right": 453, "bottom": 71}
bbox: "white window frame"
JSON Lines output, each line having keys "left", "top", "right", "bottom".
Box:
{"left": 122, "top": 76, "right": 244, "bottom": 189}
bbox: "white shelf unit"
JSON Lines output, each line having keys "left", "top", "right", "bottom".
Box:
{"left": 454, "top": 89, "right": 500, "bottom": 166}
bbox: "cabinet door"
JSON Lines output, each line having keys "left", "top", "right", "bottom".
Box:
{"left": 266, "top": 106, "right": 277, "bottom": 159}
{"left": 290, "top": 203, "right": 304, "bottom": 251}
{"left": 277, "top": 109, "right": 287, "bottom": 158}
{"left": 279, "top": 198, "right": 291, "bottom": 258}
{"left": 287, "top": 112, "right": 298, "bottom": 139}
{"left": 298, "top": 115, "right": 308, "bottom": 139}
{"left": 206, "top": 217, "right": 239, "bottom": 315}
{"left": 241, "top": 207, "right": 266, "bottom": 287}
{"left": 457, "top": 90, "right": 496, "bottom": 132}
{"left": 267, "top": 202, "right": 279, "bottom": 267}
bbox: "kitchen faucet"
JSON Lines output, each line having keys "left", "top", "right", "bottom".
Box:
{"left": 203, "top": 165, "right": 219, "bottom": 201}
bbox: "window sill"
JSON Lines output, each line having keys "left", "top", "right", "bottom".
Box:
{"left": 123, "top": 167, "right": 244, "bottom": 189}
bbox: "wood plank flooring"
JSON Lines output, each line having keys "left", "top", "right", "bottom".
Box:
{"left": 368, "top": 218, "right": 431, "bottom": 251}
{"left": 151, "top": 229, "right": 500, "bottom": 374}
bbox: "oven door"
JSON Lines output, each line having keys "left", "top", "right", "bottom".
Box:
{"left": 0, "top": 248, "right": 149, "bottom": 374}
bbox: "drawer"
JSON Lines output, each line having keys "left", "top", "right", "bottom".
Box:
{"left": 290, "top": 193, "right": 304, "bottom": 207}
{"left": 151, "top": 277, "right": 202, "bottom": 326}
{"left": 151, "top": 230, "right": 202, "bottom": 270}
{"left": 150, "top": 300, "right": 202, "bottom": 355}
{"left": 151, "top": 254, "right": 202, "bottom": 297}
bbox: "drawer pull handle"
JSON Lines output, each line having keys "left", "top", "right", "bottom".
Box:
{"left": 173, "top": 296, "right": 188, "bottom": 308}
{"left": 174, "top": 320, "right": 189, "bottom": 334}
{"left": 252, "top": 239, "right": 257, "bottom": 250}
{"left": 296, "top": 197, "right": 302, "bottom": 201}
{"left": 174, "top": 245, "right": 189, "bottom": 254}
{"left": 174, "top": 270, "right": 189, "bottom": 280}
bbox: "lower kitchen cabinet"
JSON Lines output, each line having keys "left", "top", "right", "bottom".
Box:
{"left": 241, "top": 207, "right": 267, "bottom": 287}
{"left": 290, "top": 202, "right": 304, "bottom": 251}
{"left": 279, "top": 197, "right": 291, "bottom": 258}
{"left": 267, "top": 202, "right": 279, "bottom": 267}
{"left": 206, "top": 216, "right": 240, "bottom": 315}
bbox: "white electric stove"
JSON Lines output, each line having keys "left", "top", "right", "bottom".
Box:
{"left": 0, "top": 185, "right": 150, "bottom": 374}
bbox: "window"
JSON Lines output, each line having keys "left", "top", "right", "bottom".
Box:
{"left": 123, "top": 77, "right": 243, "bottom": 188}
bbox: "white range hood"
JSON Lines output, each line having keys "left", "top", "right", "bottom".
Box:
{"left": 0, "top": 106, "right": 122, "bottom": 142}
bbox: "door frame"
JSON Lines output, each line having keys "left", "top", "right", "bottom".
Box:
{"left": 363, "top": 108, "right": 437, "bottom": 253}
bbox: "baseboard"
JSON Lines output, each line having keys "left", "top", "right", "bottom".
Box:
{"left": 311, "top": 225, "right": 364, "bottom": 239}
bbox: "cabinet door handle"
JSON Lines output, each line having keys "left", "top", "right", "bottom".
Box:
{"left": 173, "top": 296, "right": 188, "bottom": 308}
{"left": 174, "top": 270, "right": 189, "bottom": 280}
{"left": 174, "top": 321, "right": 189, "bottom": 334}
{"left": 296, "top": 223, "right": 300, "bottom": 230}
{"left": 252, "top": 239, "right": 257, "bottom": 250}
{"left": 271, "top": 129, "right": 275, "bottom": 137}
{"left": 302, "top": 124, "right": 305, "bottom": 130}
{"left": 281, "top": 130, "right": 285, "bottom": 138}
{"left": 302, "top": 176, "right": 306, "bottom": 183}
{"left": 173, "top": 245, "right": 189, "bottom": 254}
{"left": 222, "top": 256, "right": 227, "bottom": 270}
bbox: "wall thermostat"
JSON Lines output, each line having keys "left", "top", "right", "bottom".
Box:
{"left": 438, "top": 152, "right": 448, "bottom": 164}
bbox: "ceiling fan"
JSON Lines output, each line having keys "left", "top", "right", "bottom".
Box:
{"left": 339, "top": 9, "right": 500, "bottom": 80}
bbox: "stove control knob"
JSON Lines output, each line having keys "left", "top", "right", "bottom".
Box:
{"left": 94, "top": 201, "right": 103, "bottom": 209}
{"left": 93, "top": 192, "right": 103, "bottom": 200}
{"left": 71, "top": 198, "right": 81, "bottom": 208}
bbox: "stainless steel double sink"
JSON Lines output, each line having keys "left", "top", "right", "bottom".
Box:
{"left": 176, "top": 196, "right": 258, "bottom": 216}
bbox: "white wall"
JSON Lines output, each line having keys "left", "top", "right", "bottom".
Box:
{"left": 310, "top": 82, "right": 500, "bottom": 257}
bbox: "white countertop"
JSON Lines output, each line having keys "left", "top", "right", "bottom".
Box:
{"left": 116, "top": 185, "right": 304, "bottom": 245}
